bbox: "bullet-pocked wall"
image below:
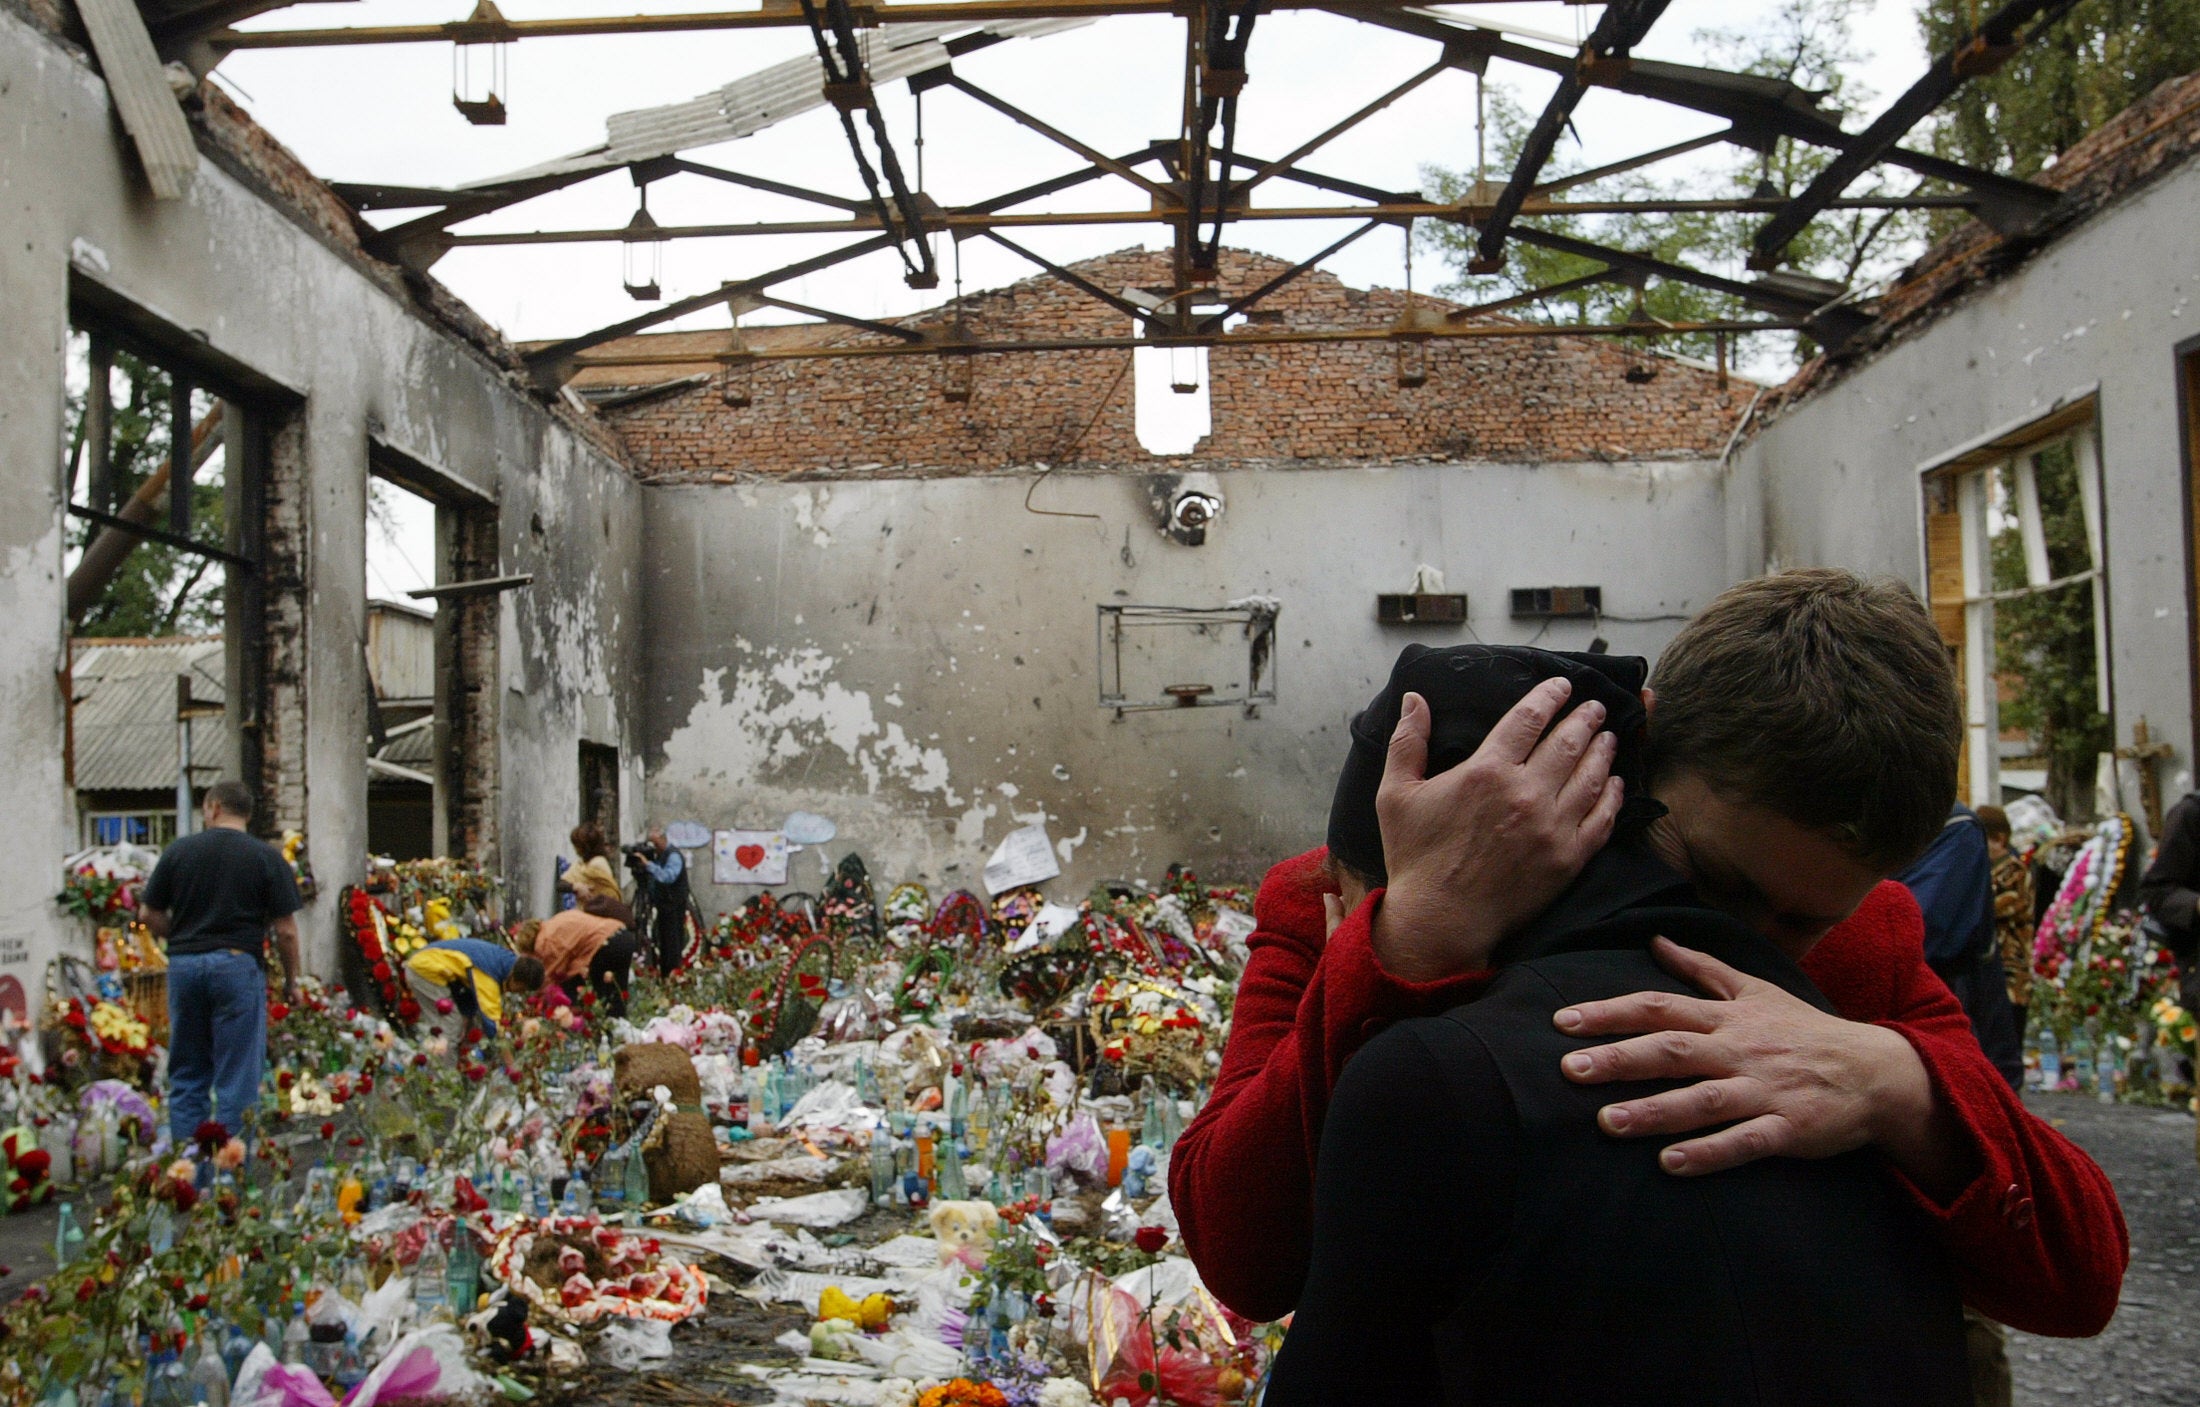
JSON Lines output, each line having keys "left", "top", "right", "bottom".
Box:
{"left": 1730, "top": 73, "right": 2200, "bottom": 810}
{"left": 0, "top": 7, "right": 647, "bottom": 1001}
{"left": 641, "top": 459, "right": 1730, "bottom": 910}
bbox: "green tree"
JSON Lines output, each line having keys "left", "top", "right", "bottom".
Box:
{"left": 1990, "top": 443, "right": 2110, "bottom": 821}
{"left": 1921, "top": 0, "right": 2200, "bottom": 178}
{"left": 66, "top": 349, "right": 226, "bottom": 638}
{"left": 1419, "top": 0, "right": 1925, "bottom": 367}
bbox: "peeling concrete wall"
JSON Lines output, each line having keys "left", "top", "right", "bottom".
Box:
{"left": 642, "top": 460, "right": 1727, "bottom": 906}
{"left": 0, "top": 10, "right": 644, "bottom": 999}
{"left": 1733, "top": 154, "right": 2200, "bottom": 796}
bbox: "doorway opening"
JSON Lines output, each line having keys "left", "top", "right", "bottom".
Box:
{"left": 367, "top": 446, "right": 502, "bottom": 865}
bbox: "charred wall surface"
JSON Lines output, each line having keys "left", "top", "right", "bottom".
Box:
{"left": 0, "top": 7, "right": 645, "bottom": 996}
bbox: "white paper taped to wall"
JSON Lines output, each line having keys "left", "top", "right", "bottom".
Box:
{"left": 983, "top": 823, "right": 1061, "bottom": 896}
{"left": 714, "top": 829, "right": 790, "bottom": 885}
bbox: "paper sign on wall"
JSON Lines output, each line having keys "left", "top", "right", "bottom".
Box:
{"left": 714, "top": 829, "right": 790, "bottom": 885}
{"left": 983, "top": 823, "right": 1062, "bottom": 896}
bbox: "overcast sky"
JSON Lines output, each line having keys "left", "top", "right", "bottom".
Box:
{"left": 220, "top": 0, "right": 1932, "bottom": 345}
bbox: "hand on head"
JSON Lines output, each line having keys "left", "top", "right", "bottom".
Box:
{"left": 1366, "top": 678, "right": 1627, "bottom": 981}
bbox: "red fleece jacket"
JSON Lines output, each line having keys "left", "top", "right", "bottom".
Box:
{"left": 1170, "top": 846, "right": 2129, "bottom": 1334}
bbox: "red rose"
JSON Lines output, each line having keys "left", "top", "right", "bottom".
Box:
{"left": 371, "top": 962, "right": 392, "bottom": 982}
{"left": 267, "top": 1002, "right": 290, "bottom": 1022}
{"left": 463, "top": 1065, "right": 486, "bottom": 1083}
{"left": 194, "top": 1121, "right": 229, "bottom": 1149}
{"left": 187, "top": 1293, "right": 209, "bottom": 1311}
{"left": 171, "top": 1182, "right": 199, "bottom": 1214}
{"left": 276, "top": 1071, "right": 296, "bottom": 1090}
{"left": 63, "top": 1009, "right": 86, "bottom": 1032}
{"left": 76, "top": 1278, "right": 96, "bottom": 1303}
{"left": 358, "top": 1076, "right": 375, "bottom": 1093}
{"left": 413, "top": 1054, "right": 429, "bottom": 1068}
{"left": 17, "top": 1150, "right": 50, "bottom": 1179}
{"left": 320, "top": 1122, "right": 336, "bottom": 1140}
{"left": 397, "top": 1001, "right": 420, "bottom": 1021}
{"left": 1134, "top": 1226, "right": 1168, "bottom": 1255}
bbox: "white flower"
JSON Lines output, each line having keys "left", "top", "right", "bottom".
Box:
{"left": 875, "top": 1379, "right": 920, "bottom": 1407}
{"left": 1038, "top": 1382, "right": 1096, "bottom": 1407}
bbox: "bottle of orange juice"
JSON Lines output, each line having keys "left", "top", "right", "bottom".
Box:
{"left": 1105, "top": 1121, "right": 1131, "bottom": 1188}
{"left": 336, "top": 1167, "right": 366, "bottom": 1225}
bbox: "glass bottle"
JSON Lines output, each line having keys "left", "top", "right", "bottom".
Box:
{"left": 1139, "top": 1081, "right": 1166, "bottom": 1150}
{"left": 948, "top": 1067, "right": 969, "bottom": 1142}
{"left": 338, "top": 1256, "right": 370, "bottom": 1308}
{"left": 623, "top": 1140, "right": 650, "bottom": 1226}
{"left": 446, "top": 1232, "right": 483, "bottom": 1319}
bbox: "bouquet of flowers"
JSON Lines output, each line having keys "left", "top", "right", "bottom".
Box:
{"left": 1086, "top": 976, "right": 1217, "bottom": 1092}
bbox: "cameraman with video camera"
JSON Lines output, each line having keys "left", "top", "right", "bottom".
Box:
{"left": 627, "top": 826, "right": 691, "bottom": 977}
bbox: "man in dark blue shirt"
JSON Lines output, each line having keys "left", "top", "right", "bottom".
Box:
{"left": 1898, "top": 805, "right": 2023, "bottom": 1091}
{"left": 138, "top": 780, "right": 301, "bottom": 1148}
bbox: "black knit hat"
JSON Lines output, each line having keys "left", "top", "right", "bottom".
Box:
{"left": 1324, "top": 644, "right": 1663, "bottom": 886}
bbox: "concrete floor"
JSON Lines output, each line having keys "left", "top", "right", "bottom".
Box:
{"left": 0, "top": 1092, "right": 2188, "bottom": 1399}
{"left": 2011, "top": 1092, "right": 2200, "bottom": 1404}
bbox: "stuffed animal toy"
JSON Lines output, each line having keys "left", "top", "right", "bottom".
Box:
{"left": 818, "top": 1284, "right": 893, "bottom": 1331}
{"left": 1121, "top": 1143, "right": 1158, "bottom": 1200}
{"left": 928, "top": 1199, "right": 1000, "bottom": 1270}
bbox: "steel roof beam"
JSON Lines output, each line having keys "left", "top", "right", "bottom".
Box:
{"left": 1748, "top": 0, "right": 2079, "bottom": 266}
{"left": 1470, "top": 0, "right": 1671, "bottom": 273}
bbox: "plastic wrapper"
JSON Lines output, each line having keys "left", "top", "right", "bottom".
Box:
{"left": 1047, "top": 1112, "right": 1106, "bottom": 1188}
{"left": 968, "top": 1028, "right": 1058, "bottom": 1086}
{"left": 344, "top": 1324, "right": 492, "bottom": 1407}
{"left": 232, "top": 1345, "right": 337, "bottom": 1407}
{"left": 598, "top": 1317, "right": 676, "bottom": 1369}
{"left": 745, "top": 1187, "right": 868, "bottom": 1227}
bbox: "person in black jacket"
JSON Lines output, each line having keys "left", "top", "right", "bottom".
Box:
{"left": 2139, "top": 791, "right": 2200, "bottom": 1024}
{"left": 1267, "top": 573, "right": 1982, "bottom": 1407}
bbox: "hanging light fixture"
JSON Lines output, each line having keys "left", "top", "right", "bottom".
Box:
{"left": 621, "top": 187, "right": 665, "bottom": 302}
{"left": 450, "top": 0, "right": 511, "bottom": 125}
{"left": 1168, "top": 344, "right": 1200, "bottom": 395}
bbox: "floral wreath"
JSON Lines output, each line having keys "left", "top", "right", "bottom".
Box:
{"left": 486, "top": 1215, "right": 707, "bottom": 1325}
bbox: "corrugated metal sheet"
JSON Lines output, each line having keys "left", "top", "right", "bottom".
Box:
{"left": 472, "top": 18, "right": 1087, "bottom": 186}
{"left": 367, "top": 601, "right": 437, "bottom": 702}
{"left": 70, "top": 638, "right": 228, "bottom": 792}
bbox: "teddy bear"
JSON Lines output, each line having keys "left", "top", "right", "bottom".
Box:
{"left": 927, "top": 1198, "right": 1000, "bottom": 1271}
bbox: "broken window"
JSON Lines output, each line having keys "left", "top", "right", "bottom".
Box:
{"left": 1923, "top": 407, "right": 2109, "bottom": 818}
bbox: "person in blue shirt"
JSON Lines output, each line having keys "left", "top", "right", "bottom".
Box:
{"left": 629, "top": 826, "right": 692, "bottom": 976}
{"left": 1897, "top": 804, "right": 2023, "bottom": 1090}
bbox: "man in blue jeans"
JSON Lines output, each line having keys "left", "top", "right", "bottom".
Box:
{"left": 137, "top": 780, "right": 301, "bottom": 1148}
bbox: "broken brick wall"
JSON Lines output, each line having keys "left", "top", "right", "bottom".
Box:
{"left": 599, "top": 248, "right": 1757, "bottom": 481}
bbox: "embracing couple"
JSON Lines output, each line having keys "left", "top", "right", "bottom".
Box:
{"left": 1170, "top": 569, "right": 2127, "bottom": 1405}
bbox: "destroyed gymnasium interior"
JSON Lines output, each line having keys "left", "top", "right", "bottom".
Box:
{"left": 2, "top": 0, "right": 2198, "bottom": 1399}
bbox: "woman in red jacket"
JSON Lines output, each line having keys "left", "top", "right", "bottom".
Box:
{"left": 1171, "top": 667, "right": 2126, "bottom": 1340}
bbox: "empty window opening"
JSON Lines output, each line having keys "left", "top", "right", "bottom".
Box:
{"left": 1923, "top": 410, "right": 2108, "bottom": 819}
{"left": 62, "top": 324, "right": 258, "bottom": 851}
{"left": 365, "top": 455, "right": 500, "bottom": 866}
{"left": 1132, "top": 307, "right": 1238, "bottom": 456}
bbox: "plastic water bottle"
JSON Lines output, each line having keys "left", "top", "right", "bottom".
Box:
{"left": 2037, "top": 1028, "right": 2061, "bottom": 1088}
{"left": 413, "top": 1238, "right": 448, "bottom": 1321}
{"left": 596, "top": 1145, "right": 626, "bottom": 1213}
{"left": 2096, "top": 1042, "right": 2118, "bottom": 1104}
{"left": 868, "top": 1128, "right": 897, "bottom": 1207}
{"left": 2068, "top": 1028, "right": 2095, "bottom": 1094}
{"left": 52, "top": 1203, "right": 83, "bottom": 1266}
{"left": 564, "top": 1168, "right": 592, "bottom": 1216}
{"left": 184, "top": 1335, "right": 230, "bottom": 1407}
